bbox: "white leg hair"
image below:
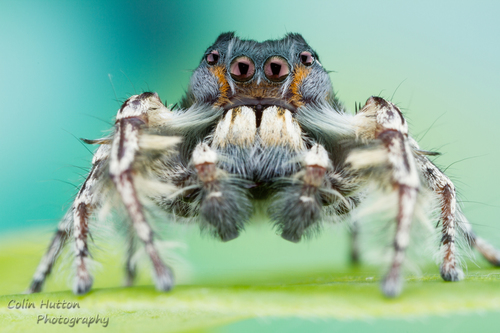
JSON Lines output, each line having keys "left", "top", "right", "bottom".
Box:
{"left": 72, "top": 145, "right": 109, "bottom": 294}
{"left": 109, "top": 93, "right": 176, "bottom": 292}
{"left": 26, "top": 143, "right": 110, "bottom": 294}
{"left": 192, "top": 142, "right": 252, "bottom": 241}
{"left": 26, "top": 213, "right": 70, "bottom": 293}
{"left": 269, "top": 143, "right": 332, "bottom": 242}
{"left": 410, "top": 139, "right": 464, "bottom": 281}
{"left": 27, "top": 92, "right": 179, "bottom": 294}
{"left": 349, "top": 96, "right": 500, "bottom": 295}
{"left": 411, "top": 138, "right": 500, "bottom": 276}
{"left": 349, "top": 97, "right": 420, "bottom": 297}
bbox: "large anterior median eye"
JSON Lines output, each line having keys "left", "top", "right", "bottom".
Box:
{"left": 230, "top": 56, "right": 255, "bottom": 82}
{"left": 206, "top": 50, "right": 220, "bottom": 65}
{"left": 299, "top": 51, "right": 314, "bottom": 66}
{"left": 264, "top": 56, "right": 290, "bottom": 82}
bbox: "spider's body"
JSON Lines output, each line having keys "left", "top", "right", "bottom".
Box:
{"left": 28, "top": 32, "right": 500, "bottom": 297}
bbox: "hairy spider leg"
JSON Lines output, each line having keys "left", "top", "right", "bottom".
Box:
{"left": 109, "top": 93, "right": 178, "bottom": 292}
{"left": 27, "top": 143, "right": 110, "bottom": 294}
{"left": 412, "top": 145, "right": 500, "bottom": 278}
{"left": 26, "top": 217, "right": 70, "bottom": 293}
{"left": 27, "top": 92, "right": 182, "bottom": 294}
{"left": 348, "top": 97, "right": 420, "bottom": 297}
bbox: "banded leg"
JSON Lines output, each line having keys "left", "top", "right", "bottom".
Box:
{"left": 270, "top": 144, "right": 330, "bottom": 242}
{"left": 349, "top": 97, "right": 420, "bottom": 297}
{"left": 454, "top": 194, "right": 500, "bottom": 266}
{"left": 26, "top": 216, "right": 70, "bottom": 293}
{"left": 412, "top": 143, "right": 500, "bottom": 270}
{"left": 192, "top": 143, "right": 252, "bottom": 241}
{"left": 412, "top": 146, "right": 464, "bottom": 281}
{"left": 109, "top": 93, "right": 176, "bottom": 291}
{"left": 27, "top": 143, "right": 109, "bottom": 294}
{"left": 29, "top": 92, "right": 177, "bottom": 294}
{"left": 467, "top": 231, "right": 500, "bottom": 266}
{"left": 73, "top": 144, "right": 110, "bottom": 294}
{"left": 70, "top": 139, "right": 113, "bottom": 293}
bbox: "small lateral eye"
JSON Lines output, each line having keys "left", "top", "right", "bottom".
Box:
{"left": 206, "top": 50, "right": 220, "bottom": 65}
{"left": 299, "top": 51, "right": 314, "bottom": 66}
{"left": 264, "top": 56, "right": 290, "bottom": 82}
{"left": 230, "top": 56, "right": 255, "bottom": 82}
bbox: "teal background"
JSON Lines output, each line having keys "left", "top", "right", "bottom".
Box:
{"left": 1, "top": 0, "right": 500, "bottom": 332}
{"left": 2, "top": 0, "right": 500, "bottom": 235}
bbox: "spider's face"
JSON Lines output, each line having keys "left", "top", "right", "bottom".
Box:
{"left": 189, "top": 32, "right": 334, "bottom": 152}
{"left": 190, "top": 32, "right": 334, "bottom": 112}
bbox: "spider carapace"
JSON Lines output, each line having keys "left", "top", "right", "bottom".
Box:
{"left": 28, "top": 32, "right": 500, "bottom": 297}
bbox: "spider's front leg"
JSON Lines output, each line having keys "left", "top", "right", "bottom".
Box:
{"left": 27, "top": 143, "right": 110, "bottom": 294}
{"left": 27, "top": 92, "right": 180, "bottom": 294}
{"left": 348, "top": 97, "right": 420, "bottom": 297}
{"left": 109, "top": 93, "right": 180, "bottom": 292}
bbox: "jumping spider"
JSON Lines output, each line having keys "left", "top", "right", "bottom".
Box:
{"left": 28, "top": 32, "right": 500, "bottom": 297}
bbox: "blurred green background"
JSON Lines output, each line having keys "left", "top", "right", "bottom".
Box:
{"left": 1, "top": 0, "right": 500, "bottom": 332}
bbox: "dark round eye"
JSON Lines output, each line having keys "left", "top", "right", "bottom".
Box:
{"left": 206, "top": 50, "right": 219, "bottom": 65}
{"left": 299, "top": 51, "right": 314, "bottom": 66}
{"left": 230, "top": 56, "right": 255, "bottom": 82}
{"left": 264, "top": 56, "right": 290, "bottom": 82}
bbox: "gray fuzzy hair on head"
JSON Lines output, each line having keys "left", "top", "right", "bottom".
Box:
{"left": 183, "top": 32, "right": 339, "bottom": 109}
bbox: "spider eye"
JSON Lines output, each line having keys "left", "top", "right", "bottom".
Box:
{"left": 299, "top": 51, "right": 314, "bottom": 66}
{"left": 206, "top": 50, "right": 220, "bottom": 65}
{"left": 230, "top": 56, "right": 255, "bottom": 82}
{"left": 264, "top": 56, "right": 290, "bottom": 82}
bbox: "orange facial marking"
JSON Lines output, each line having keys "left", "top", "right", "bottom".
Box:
{"left": 209, "top": 65, "right": 231, "bottom": 107}
{"left": 289, "top": 65, "right": 311, "bottom": 108}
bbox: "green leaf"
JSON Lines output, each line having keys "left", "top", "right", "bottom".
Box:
{"left": 2, "top": 228, "right": 500, "bottom": 332}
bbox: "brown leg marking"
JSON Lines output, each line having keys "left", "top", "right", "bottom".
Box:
{"left": 382, "top": 185, "right": 418, "bottom": 297}
{"left": 110, "top": 111, "right": 174, "bottom": 291}
{"left": 353, "top": 97, "right": 420, "bottom": 297}
{"left": 412, "top": 143, "right": 465, "bottom": 281}
{"left": 71, "top": 145, "right": 109, "bottom": 295}
{"left": 437, "top": 183, "right": 462, "bottom": 281}
{"left": 73, "top": 201, "right": 93, "bottom": 294}
{"left": 26, "top": 227, "right": 69, "bottom": 293}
